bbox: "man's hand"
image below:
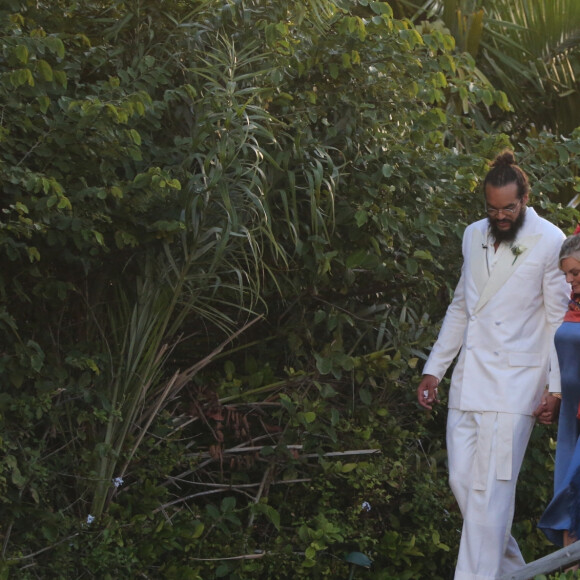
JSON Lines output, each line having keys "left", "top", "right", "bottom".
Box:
{"left": 417, "top": 374, "right": 440, "bottom": 410}
{"left": 533, "top": 390, "right": 561, "bottom": 425}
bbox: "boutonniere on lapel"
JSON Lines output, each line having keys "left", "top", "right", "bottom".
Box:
{"left": 510, "top": 243, "right": 526, "bottom": 265}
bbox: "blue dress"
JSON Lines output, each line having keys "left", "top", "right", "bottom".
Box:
{"left": 538, "top": 321, "right": 580, "bottom": 546}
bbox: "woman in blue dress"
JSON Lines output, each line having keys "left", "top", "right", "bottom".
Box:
{"left": 539, "top": 232, "right": 580, "bottom": 548}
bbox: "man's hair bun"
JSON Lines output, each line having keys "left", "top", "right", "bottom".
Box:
{"left": 483, "top": 149, "right": 529, "bottom": 198}
{"left": 491, "top": 150, "right": 516, "bottom": 168}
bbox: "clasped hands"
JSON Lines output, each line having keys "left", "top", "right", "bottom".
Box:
{"left": 533, "top": 389, "right": 561, "bottom": 425}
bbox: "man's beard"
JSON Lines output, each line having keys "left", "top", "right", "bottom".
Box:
{"left": 489, "top": 206, "right": 526, "bottom": 244}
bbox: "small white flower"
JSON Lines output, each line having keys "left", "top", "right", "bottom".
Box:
{"left": 510, "top": 244, "right": 526, "bottom": 265}
{"left": 112, "top": 477, "right": 124, "bottom": 488}
{"left": 86, "top": 514, "right": 95, "bottom": 525}
{"left": 361, "top": 501, "right": 371, "bottom": 512}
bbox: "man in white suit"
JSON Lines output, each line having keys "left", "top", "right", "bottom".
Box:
{"left": 417, "top": 150, "right": 569, "bottom": 580}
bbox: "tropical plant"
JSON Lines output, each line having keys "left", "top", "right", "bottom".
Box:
{"left": 394, "top": 0, "right": 580, "bottom": 137}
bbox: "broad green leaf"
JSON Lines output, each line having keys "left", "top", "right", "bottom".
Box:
{"left": 406, "top": 258, "right": 418, "bottom": 274}
{"left": 370, "top": 1, "right": 392, "bottom": 16}
{"left": 37, "top": 95, "right": 50, "bottom": 113}
{"left": 13, "top": 44, "right": 28, "bottom": 63}
{"left": 27, "top": 247, "right": 40, "bottom": 262}
{"left": 359, "top": 388, "right": 372, "bottom": 405}
{"left": 221, "top": 496, "right": 236, "bottom": 512}
{"left": 37, "top": 60, "right": 53, "bottom": 82}
{"left": 11, "top": 467, "right": 26, "bottom": 488}
{"left": 45, "top": 36, "right": 65, "bottom": 58}
{"left": 345, "top": 552, "right": 372, "bottom": 567}
{"left": 315, "top": 354, "right": 333, "bottom": 375}
{"left": 128, "top": 129, "right": 141, "bottom": 145}
{"left": 413, "top": 250, "right": 433, "bottom": 260}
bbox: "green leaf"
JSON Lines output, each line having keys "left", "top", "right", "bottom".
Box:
{"left": 405, "top": 258, "right": 418, "bottom": 274}
{"left": 221, "top": 496, "right": 236, "bottom": 512}
{"left": 481, "top": 90, "right": 493, "bottom": 106}
{"left": 37, "top": 95, "right": 50, "bottom": 113}
{"left": 128, "top": 129, "right": 142, "bottom": 145}
{"left": 46, "top": 36, "right": 66, "bottom": 58}
{"left": 192, "top": 522, "right": 204, "bottom": 539}
{"left": 413, "top": 250, "right": 433, "bottom": 260}
{"left": 370, "top": 1, "right": 392, "bottom": 16}
{"left": 93, "top": 230, "right": 105, "bottom": 246}
{"left": 382, "top": 164, "right": 393, "bottom": 177}
{"left": 346, "top": 249, "right": 366, "bottom": 268}
{"left": 315, "top": 354, "right": 333, "bottom": 375}
{"left": 264, "top": 505, "right": 281, "bottom": 530}
{"left": 11, "top": 467, "right": 26, "bottom": 488}
{"left": 13, "top": 44, "right": 28, "bottom": 64}
{"left": 359, "top": 388, "right": 372, "bottom": 405}
{"left": 27, "top": 247, "right": 41, "bottom": 262}
{"left": 11, "top": 68, "right": 34, "bottom": 88}
{"left": 215, "top": 564, "right": 230, "bottom": 578}
{"left": 341, "top": 463, "right": 357, "bottom": 473}
{"left": 355, "top": 209, "right": 368, "bottom": 226}
{"left": 54, "top": 70, "right": 67, "bottom": 87}
{"left": 345, "top": 552, "right": 372, "bottom": 567}
{"left": 317, "top": 383, "right": 338, "bottom": 398}
{"left": 37, "top": 60, "right": 54, "bottom": 82}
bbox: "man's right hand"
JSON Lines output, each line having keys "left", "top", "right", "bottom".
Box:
{"left": 417, "top": 374, "right": 440, "bottom": 410}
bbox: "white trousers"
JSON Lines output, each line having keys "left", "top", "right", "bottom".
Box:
{"left": 447, "top": 409, "right": 535, "bottom": 580}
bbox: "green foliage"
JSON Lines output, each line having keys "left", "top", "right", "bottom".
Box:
{"left": 1, "top": 0, "right": 580, "bottom": 578}
{"left": 402, "top": 0, "right": 580, "bottom": 136}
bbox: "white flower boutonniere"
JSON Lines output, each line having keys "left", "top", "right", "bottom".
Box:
{"left": 511, "top": 244, "right": 526, "bottom": 265}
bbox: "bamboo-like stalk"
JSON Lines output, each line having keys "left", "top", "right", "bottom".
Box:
{"left": 186, "top": 446, "right": 380, "bottom": 460}
{"left": 188, "top": 552, "right": 269, "bottom": 562}
{"left": 246, "top": 466, "right": 272, "bottom": 529}
{"left": 5, "top": 533, "right": 80, "bottom": 564}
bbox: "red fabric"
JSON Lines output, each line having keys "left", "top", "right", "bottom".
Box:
{"left": 574, "top": 224, "right": 580, "bottom": 235}
{"left": 564, "top": 292, "right": 580, "bottom": 322}
{"left": 564, "top": 309, "right": 580, "bottom": 322}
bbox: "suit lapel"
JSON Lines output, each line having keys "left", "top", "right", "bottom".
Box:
{"left": 474, "top": 233, "right": 541, "bottom": 313}
{"left": 470, "top": 227, "right": 489, "bottom": 295}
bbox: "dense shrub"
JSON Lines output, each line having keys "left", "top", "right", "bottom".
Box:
{"left": 1, "top": 0, "right": 580, "bottom": 578}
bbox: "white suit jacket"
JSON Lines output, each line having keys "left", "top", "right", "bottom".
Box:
{"left": 423, "top": 208, "right": 569, "bottom": 416}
